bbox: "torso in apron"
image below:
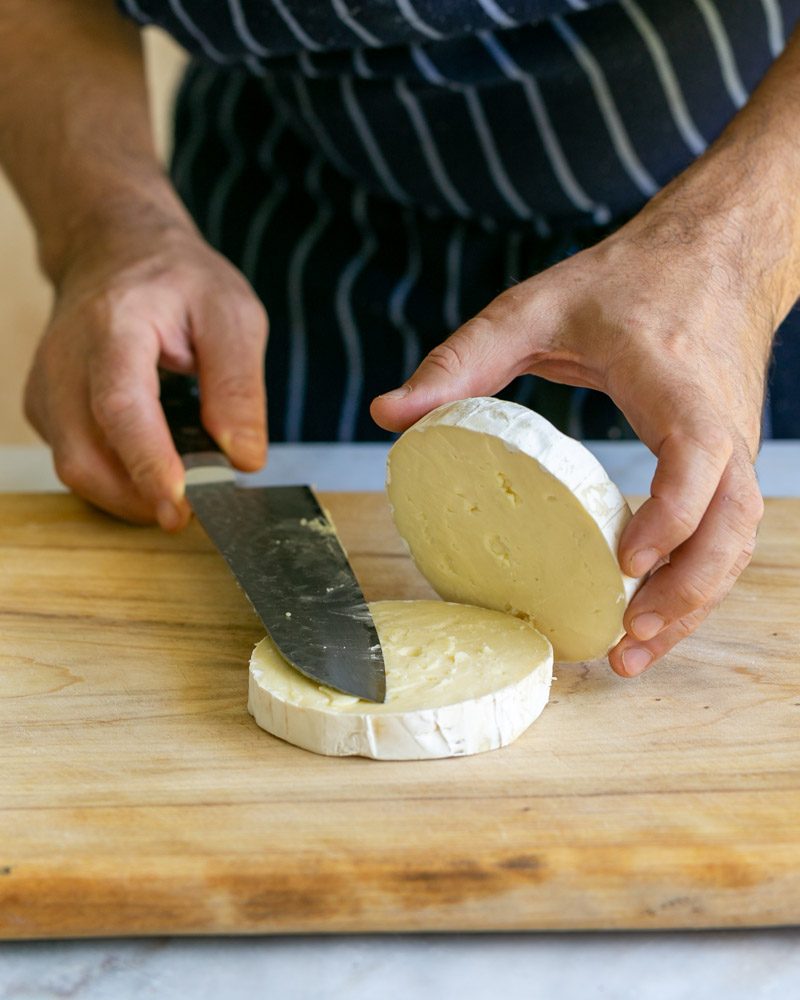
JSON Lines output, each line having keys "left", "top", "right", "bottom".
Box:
{"left": 117, "top": 0, "right": 800, "bottom": 439}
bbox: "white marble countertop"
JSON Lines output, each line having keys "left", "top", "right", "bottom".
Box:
{"left": 2, "top": 441, "right": 799, "bottom": 1000}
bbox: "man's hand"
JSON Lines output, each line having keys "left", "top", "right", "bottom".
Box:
{"left": 373, "top": 31, "right": 800, "bottom": 675}
{"left": 372, "top": 213, "right": 766, "bottom": 676}
{"left": 0, "top": 1, "right": 268, "bottom": 531}
{"left": 25, "top": 216, "right": 268, "bottom": 531}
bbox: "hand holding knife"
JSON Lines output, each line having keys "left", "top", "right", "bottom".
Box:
{"left": 161, "top": 374, "right": 387, "bottom": 703}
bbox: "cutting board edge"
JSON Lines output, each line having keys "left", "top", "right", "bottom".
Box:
{"left": 3, "top": 844, "right": 800, "bottom": 938}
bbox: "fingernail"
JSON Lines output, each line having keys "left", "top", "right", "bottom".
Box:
{"left": 233, "top": 430, "right": 265, "bottom": 462}
{"left": 156, "top": 499, "right": 181, "bottom": 532}
{"left": 631, "top": 612, "right": 665, "bottom": 642}
{"left": 621, "top": 646, "right": 652, "bottom": 677}
{"left": 221, "top": 429, "right": 264, "bottom": 467}
{"left": 379, "top": 385, "right": 412, "bottom": 400}
{"left": 630, "top": 547, "right": 660, "bottom": 578}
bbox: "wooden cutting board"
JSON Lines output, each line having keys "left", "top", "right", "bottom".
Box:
{"left": 0, "top": 492, "right": 798, "bottom": 939}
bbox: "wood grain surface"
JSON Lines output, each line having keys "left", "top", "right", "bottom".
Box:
{"left": 0, "top": 492, "right": 798, "bottom": 938}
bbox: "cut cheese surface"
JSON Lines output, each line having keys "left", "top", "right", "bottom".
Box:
{"left": 386, "top": 398, "right": 641, "bottom": 662}
{"left": 248, "top": 600, "right": 553, "bottom": 760}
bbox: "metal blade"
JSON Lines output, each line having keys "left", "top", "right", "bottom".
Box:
{"left": 186, "top": 482, "right": 386, "bottom": 702}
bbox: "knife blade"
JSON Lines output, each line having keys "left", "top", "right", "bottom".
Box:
{"left": 161, "top": 374, "right": 386, "bottom": 703}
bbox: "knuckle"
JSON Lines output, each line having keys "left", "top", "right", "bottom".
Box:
{"left": 672, "top": 422, "right": 733, "bottom": 463}
{"left": 91, "top": 387, "right": 139, "bottom": 429}
{"left": 245, "top": 295, "right": 268, "bottom": 331}
{"left": 421, "top": 315, "right": 504, "bottom": 379}
{"left": 729, "top": 537, "right": 757, "bottom": 579}
{"left": 741, "top": 529, "right": 758, "bottom": 560}
{"left": 85, "top": 287, "right": 139, "bottom": 332}
{"left": 659, "top": 493, "right": 700, "bottom": 536}
{"left": 720, "top": 484, "right": 764, "bottom": 544}
{"left": 127, "top": 453, "right": 167, "bottom": 487}
{"left": 672, "top": 607, "right": 709, "bottom": 640}
{"left": 23, "top": 378, "right": 43, "bottom": 432}
{"left": 54, "top": 451, "right": 91, "bottom": 491}
{"left": 614, "top": 307, "right": 653, "bottom": 345}
{"left": 730, "top": 484, "right": 765, "bottom": 525}
{"left": 224, "top": 291, "right": 268, "bottom": 339}
{"left": 458, "top": 315, "right": 496, "bottom": 345}
{"left": 695, "top": 423, "right": 733, "bottom": 458}
{"left": 673, "top": 574, "right": 711, "bottom": 611}
{"left": 424, "top": 341, "right": 466, "bottom": 378}
{"left": 209, "top": 371, "right": 262, "bottom": 407}
{"left": 670, "top": 616, "right": 696, "bottom": 641}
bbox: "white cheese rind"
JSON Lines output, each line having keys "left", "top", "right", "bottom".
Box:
{"left": 386, "top": 397, "right": 642, "bottom": 662}
{"left": 248, "top": 600, "right": 553, "bottom": 760}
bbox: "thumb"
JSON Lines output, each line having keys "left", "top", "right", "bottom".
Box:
{"left": 371, "top": 315, "right": 526, "bottom": 433}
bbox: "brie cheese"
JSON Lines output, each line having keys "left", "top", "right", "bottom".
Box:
{"left": 386, "top": 397, "right": 640, "bottom": 661}
{"left": 248, "top": 600, "right": 553, "bottom": 760}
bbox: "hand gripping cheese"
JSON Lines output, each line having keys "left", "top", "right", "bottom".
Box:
{"left": 248, "top": 600, "right": 553, "bottom": 760}
{"left": 386, "top": 398, "right": 641, "bottom": 662}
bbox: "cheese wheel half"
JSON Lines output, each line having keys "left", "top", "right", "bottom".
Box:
{"left": 387, "top": 398, "right": 641, "bottom": 662}
{"left": 248, "top": 600, "right": 553, "bottom": 760}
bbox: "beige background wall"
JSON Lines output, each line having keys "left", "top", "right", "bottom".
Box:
{"left": 0, "top": 29, "right": 186, "bottom": 445}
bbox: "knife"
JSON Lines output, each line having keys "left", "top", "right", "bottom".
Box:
{"left": 161, "top": 374, "right": 386, "bottom": 703}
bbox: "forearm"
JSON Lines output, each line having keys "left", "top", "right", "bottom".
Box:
{"left": 0, "top": 0, "right": 191, "bottom": 283}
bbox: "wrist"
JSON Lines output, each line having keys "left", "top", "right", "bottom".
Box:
{"left": 39, "top": 167, "right": 197, "bottom": 288}
{"left": 625, "top": 163, "right": 797, "bottom": 341}
{"left": 628, "top": 99, "right": 800, "bottom": 333}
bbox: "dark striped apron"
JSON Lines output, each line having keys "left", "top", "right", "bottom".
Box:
{"left": 118, "top": 0, "right": 800, "bottom": 439}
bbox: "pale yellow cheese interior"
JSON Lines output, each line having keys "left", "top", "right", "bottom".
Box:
{"left": 388, "top": 425, "right": 628, "bottom": 661}
{"left": 250, "top": 599, "right": 552, "bottom": 714}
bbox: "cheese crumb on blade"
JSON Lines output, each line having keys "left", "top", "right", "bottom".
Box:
{"left": 387, "top": 397, "right": 641, "bottom": 662}
{"left": 248, "top": 600, "right": 553, "bottom": 760}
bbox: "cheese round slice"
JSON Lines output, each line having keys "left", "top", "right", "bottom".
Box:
{"left": 248, "top": 600, "right": 553, "bottom": 760}
{"left": 386, "top": 397, "right": 641, "bottom": 662}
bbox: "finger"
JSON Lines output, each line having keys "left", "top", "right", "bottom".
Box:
{"left": 46, "top": 397, "right": 167, "bottom": 525}
{"left": 618, "top": 415, "right": 734, "bottom": 578}
{"left": 22, "top": 352, "right": 50, "bottom": 442}
{"left": 622, "top": 457, "right": 762, "bottom": 643}
{"left": 371, "top": 296, "right": 533, "bottom": 432}
{"left": 54, "top": 437, "right": 167, "bottom": 526}
{"left": 191, "top": 291, "right": 268, "bottom": 471}
{"left": 88, "top": 326, "right": 189, "bottom": 530}
{"left": 25, "top": 342, "right": 170, "bottom": 525}
{"left": 609, "top": 605, "right": 711, "bottom": 678}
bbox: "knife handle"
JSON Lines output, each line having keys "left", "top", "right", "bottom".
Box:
{"left": 160, "top": 373, "right": 235, "bottom": 484}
